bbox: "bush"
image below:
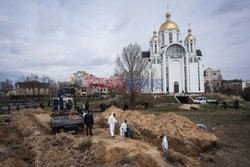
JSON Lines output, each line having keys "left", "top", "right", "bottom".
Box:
{"left": 241, "top": 87, "right": 250, "bottom": 101}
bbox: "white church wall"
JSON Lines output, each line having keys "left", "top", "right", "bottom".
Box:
{"left": 199, "top": 64, "right": 205, "bottom": 92}
{"left": 152, "top": 63, "right": 162, "bottom": 93}
{"left": 189, "top": 63, "right": 199, "bottom": 92}
{"left": 169, "top": 59, "right": 183, "bottom": 93}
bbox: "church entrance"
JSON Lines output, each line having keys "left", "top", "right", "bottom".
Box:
{"left": 174, "top": 82, "right": 179, "bottom": 93}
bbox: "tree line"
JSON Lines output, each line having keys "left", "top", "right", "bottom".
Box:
{"left": 0, "top": 74, "right": 55, "bottom": 96}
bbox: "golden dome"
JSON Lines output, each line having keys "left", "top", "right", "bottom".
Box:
{"left": 185, "top": 34, "right": 195, "bottom": 41}
{"left": 159, "top": 12, "right": 179, "bottom": 32}
{"left": 185, "top": 26, "right": 196, "bottom": 41}
{"left": 150, "top": 30, "right": 160, "bottom": 42}
{"left": 151, "top": 36, "right": 159, "bottom": 42}
{"left": 159, "top": 21, "right": 179, "bottom": 32}
{"left": 151, "top": 35, "right": 159, "bottom": 42}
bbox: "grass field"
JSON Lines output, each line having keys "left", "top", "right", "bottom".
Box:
{"left": 137, "top": 102, "right": 250, "bottom": 167}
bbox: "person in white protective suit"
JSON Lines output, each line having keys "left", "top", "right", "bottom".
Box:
{"left": 120, "top": 120, "right": 128, "bottom": 137}
{"left": 108, "top": 113, "right": 117, "bottom": 137}
{"left": 162, "top": 135, "right": 168, "bottom": 152}
{"left": 196, "top": 123, "right": 207, "bottom": 131}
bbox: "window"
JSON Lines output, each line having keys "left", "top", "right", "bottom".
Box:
{"left": 157, "top": 58, "right": 162, "bottom": 64}
{"left": 161, "top": 34, "right": 164, "bottom": 45}
{"left": 154, "top": 43, "right": 157, "bottom": 53}
{"left": 187, "top": 43, "right": 189, "bottom": 52}
{"left": 189, "top": 57, "right": 192, "bottom": 63}
{"left": 166, "top": 44, "right": 185, "bottom": 58}
{"left": 169, "top": 32, "right": 173, "bottom": 44}
{"left": 152, "top": 58, "right": 156, "bottom": 64}
{"left": 191, "top": 43, "right": 193, "bottom": 52}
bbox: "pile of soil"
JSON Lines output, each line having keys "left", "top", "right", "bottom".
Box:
{"left": 91, "top": 128, "right": 170, "bottom": 167}
{"left": 6, "top": 109, "right": 172, "bottom": 167}
{"left": 0, "top": 114, "right": 35, "bottom": 166}
{"left": 11, "top": 109, "right": 94, "bottom": 167}
{"left": 2, "top": 107, "right": 218, "bottom": 167}
{"left": 178, "top": 104, "right": 200, "bottom": 110}
{"left": 97, "top": 106, "right": 218, "bottom": 166}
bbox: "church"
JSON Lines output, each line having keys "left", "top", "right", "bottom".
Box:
{"left": 142, "top": 11, "right": 205, "bottom": 94}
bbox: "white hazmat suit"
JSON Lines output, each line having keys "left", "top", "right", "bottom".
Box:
{"left": 162, "top": 135, "right": 168, "bottom": 152}
{"left": 120, "top": 121, "right": 127, "bottom": 136}
{"left": 108, "top": 113, "right": 117, "bottom": 137}
{"left": 196, "top": 123, "right": 207, "bottom": 131}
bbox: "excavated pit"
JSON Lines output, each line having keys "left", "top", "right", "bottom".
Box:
{"left": 4, "top": 108, "right": 174, "bottom": 167}
{"left": 1, "top": 107, "right": 219, "bottom": 167}
{"left": 96, "top": 106, "right": 218, "bottom": 166}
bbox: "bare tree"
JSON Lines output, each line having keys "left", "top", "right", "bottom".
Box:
{"left": 40, "top": 75, "right": 56, "bottom": 85}
{"left": 19, "top": 73, "right": 40, "bottom": 82}
{"left": 19, "top": 73, "right": 55, "bottom": 85}
{"left": 0, "top": 79, "right": 13, "bottom": 95}
{"left": 115, "top": 43, "right": 149, "bottom": 107}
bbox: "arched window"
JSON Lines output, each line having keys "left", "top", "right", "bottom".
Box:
{"left": 166, "top": 44, "right": 185, "bottom": 58}
{"left": 190, "top": 43, "right": 193, "bottom": 52}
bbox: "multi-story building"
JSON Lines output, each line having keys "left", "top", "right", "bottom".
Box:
{"left": 66, "top": 71, "right": 111, "bottom": 98}
{"left": 16, "top": 81, "right": 50, "bottom": 96}
{"left": 204, "top": 68, "right": 223, "bottom": 93}
{"left": 245, "top": 80, "right": 250, "bottom": 88}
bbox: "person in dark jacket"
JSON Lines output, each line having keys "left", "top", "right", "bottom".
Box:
{"left": 123, "top": 103, "right": 128, "bottom": 111}
{"left": 100, "top": 103, "right": 104, "bottom": 112}
{"left": 85, "top": 101, "right": 90, "bottom": 111}
{"left": 234, "top": 99, "right": 239, "bottom": 110}
{"left": 84, "top": 110, "right": 94, "bottom": 136}
{"left": 222, "top": 101, "right": 227, "bottom": 110}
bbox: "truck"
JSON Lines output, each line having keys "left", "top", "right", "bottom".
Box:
{"left": 193, "top": 97, "right": 218, "bottom": 104}
{"left": 50, "top": 97, "right": 84, "bottom": 133}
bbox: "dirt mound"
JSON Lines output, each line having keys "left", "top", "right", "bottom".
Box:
{"left": 91, "top": 128, "right": 170, "bottom": 167}
{"left": 21, "top": 108, "right": 49, "bottom": 114}
{"left": 11, "top": 110, "right": 94, "bottom": 167}
{"left": 1, "top": 158, "right": 29, "bottom": 167}
{"left": 97, "top": 106, "right": 218, "bottom": 166}
{"left": 9, "top": 109, "right": 172, "bottom": 167}
{"left": 178, "top": 104, "right": 200, "bottom": 110}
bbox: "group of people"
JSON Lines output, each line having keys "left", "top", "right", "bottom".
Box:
{"left": 222, "top": 99, "right": 240, "bottom": 110}
{"left": 108, "top": 112, "right": 169, "bottom": 152}
{"left": 108, "top": 113, "right": 131, "bottom": 138}
{"left": 81, "top": 103, "right": 168, "bottom": 153}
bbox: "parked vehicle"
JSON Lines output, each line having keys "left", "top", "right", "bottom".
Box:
{"left": 193, "top": 97, "right": 217, "bottom": 104}
{"left": 50, "top": 97, "right": 84, "bottom": 133}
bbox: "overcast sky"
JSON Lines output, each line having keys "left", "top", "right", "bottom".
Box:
{"left": 0, "top": 0, "right": 250, "bottom": 82}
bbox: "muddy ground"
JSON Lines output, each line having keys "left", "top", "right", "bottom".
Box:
{"left": 0, "top": 103, "right": 250, "bottom": 167}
